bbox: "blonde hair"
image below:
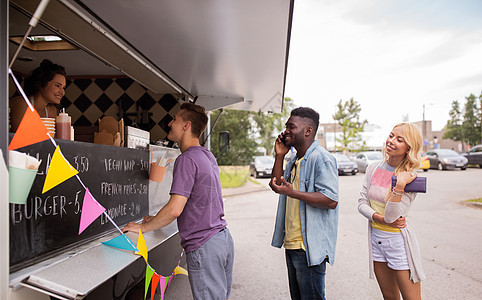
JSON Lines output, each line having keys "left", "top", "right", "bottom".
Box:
{"left": 382, "top": 123, "right": 422, "bottom": 175}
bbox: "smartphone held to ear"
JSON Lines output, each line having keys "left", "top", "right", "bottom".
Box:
{"left": 279, "top": 134, "right": 287, "bottom": 145}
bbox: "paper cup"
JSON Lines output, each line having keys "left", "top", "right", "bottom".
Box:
{"left": 149, "top": 163, "right": 167, "bottom": 182}
{"left": 9, "top": 150, "right": 27, "bottom": 168}
{"left": 9, "top": 166, "right": 37, "bottom": 204}
{"left": 41, "top": 119, "right": 55, "bottom": 125}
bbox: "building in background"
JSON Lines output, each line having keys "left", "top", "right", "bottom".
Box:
{"left": 318, "top": 120, "right": 466, "bottom": 153}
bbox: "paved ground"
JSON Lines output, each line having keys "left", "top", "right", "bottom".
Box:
{"left": 167, "top": 168, "right": 482, "bottom": 299}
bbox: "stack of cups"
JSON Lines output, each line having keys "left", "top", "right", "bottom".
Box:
{"left": 41, "top": 117, "right": 56, "bottom": 138}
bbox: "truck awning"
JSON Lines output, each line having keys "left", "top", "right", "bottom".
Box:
{"left": 9, "top": 0, "right": 294, "bottom": 113}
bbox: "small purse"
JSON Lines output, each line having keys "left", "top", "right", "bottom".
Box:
{"left": 391, "top": 176, "right": 427, "bottom": 193}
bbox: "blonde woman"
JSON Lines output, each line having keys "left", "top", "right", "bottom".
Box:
{"left": 358, "top": 123, "right": 425, "bottom": 300}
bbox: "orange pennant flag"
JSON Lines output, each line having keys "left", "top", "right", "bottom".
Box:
{"left": 150, "top": 273, "right": 160, "bottom": 300}
{"left": 9, "top": 107, "right": 49, "bottom": 151}
{"left": 42, "top": 145, "right": 79, "bottom": 193}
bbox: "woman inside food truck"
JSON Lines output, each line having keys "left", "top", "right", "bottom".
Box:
{"left": 9, "top": 59, "right": 66, "bottom": 132}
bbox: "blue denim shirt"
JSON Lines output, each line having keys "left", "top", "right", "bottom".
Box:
{"left": 271, "top": 141, "right": 339, "bottom": 266}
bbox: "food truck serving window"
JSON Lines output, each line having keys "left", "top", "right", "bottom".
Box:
{"left": 9, "top": 138, "right": 149, "bottom": 272}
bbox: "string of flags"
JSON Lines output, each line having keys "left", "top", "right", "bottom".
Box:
{"left": 8, "top": 69, "right": 187, "bottom": 299}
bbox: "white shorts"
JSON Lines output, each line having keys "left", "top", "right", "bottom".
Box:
{"left": 371, "top": 228, "right": 409, "bottom": 271}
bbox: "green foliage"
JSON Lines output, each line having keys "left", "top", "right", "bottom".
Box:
{"left": 332, "top": 98, "right": 367, "bottom": 151}
{"left": 251, "top": 97, "right": 295, "bottom": 156}
{"left": 444, "top": 93, "right": 482, "bottom": 147}
{"left": 462, "top": 94, "right": 481, "bottom": 146}
{"left": 210, "top": 98, "right": 296, "bottom": 165}
{"left": 210, "top": 109, "right": 258, "bottom": 165}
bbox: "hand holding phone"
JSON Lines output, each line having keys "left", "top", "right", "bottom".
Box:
{"left": 279, "top": 133, "right": 287, "bottom": 146}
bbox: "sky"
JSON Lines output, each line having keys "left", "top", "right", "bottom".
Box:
{"left": 284, "top": 0, "right": 482, "bottom": 132}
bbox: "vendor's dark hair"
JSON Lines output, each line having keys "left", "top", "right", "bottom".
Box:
{"left": 291, "top": 107, "right": 319, "bottom": 132}
{"left": 24, "top": 59, "right": 66, "bottom": 97}
{"left": 179, "top": 103, "right": 208, "bottom": 138}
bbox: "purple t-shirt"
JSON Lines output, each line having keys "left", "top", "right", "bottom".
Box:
{"left": 170, "top": 146, "right": 227, "bottom": 252}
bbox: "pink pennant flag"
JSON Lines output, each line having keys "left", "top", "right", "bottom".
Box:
{"left": 159, "top": 276, "right": 167, "bottom": 300}
{"left": 151, "top": 273, "right": 161, "bottom": 300}
{"left": 78, "top": 188, "right": 106, "bottom": 234}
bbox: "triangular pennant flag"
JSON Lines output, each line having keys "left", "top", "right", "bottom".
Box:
{"left": 135, "top": 230, "right": 148, "bottom": 262}
{"left": 144, "top": 265, "right": 155, "bottom": 300}
{"left": 165, "top": 276, "right": 171, "bottom": 290}
{"left": 159, "top": 276, "right": 167, "bottom": 300}
{"left": 174, "top": 265, "right": 188, "bottom": 276}
{"left": 9, "top": 107, "right": 50, "bottom": 150}
{"left": 150, "top": 273, "right": 161, "bottom": 300}
{"left": 78, "top": 189, "right": 106, "bottom": 234}
{"left": 42, "top": 145, "right": 79, "bottom": 193}
{"left": 102, "top": 234, "right": 138, "bottom": 252}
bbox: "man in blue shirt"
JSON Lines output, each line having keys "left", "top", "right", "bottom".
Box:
{"left": 269, "top": 107, "right": 339, "bottom": 300}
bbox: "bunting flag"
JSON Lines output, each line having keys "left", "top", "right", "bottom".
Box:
{"left": 9, "top": 107, "right": 49, "bottom": 151}
{"left": 102, "top": 234, "right": 138, "bottom": 252}
{"left": 159, "top": 276, "right": 167, "bottom": 300}
{"left": 144, "top": 265, "right": 155, "bottom": 300}
{"left": 174, "top": 265, "right": 188, "bottom": 276}
{"left": 78, "top": 189, "right": 106, "bottom": 234}
{"left": 135, "top": 230, "right": 148, "bottom": 262}
{"left": 42, "top": 145, "right": 79, "bottom": 193}
{"left": 8, "top": 68, "right": 189, "bottom": 300}
{"left": 150, "top": 273, "right": 161, "bottom": 300}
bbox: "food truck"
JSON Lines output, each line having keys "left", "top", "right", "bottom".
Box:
{"left": 0, "top": 0, "right": 293, "bottom": 299}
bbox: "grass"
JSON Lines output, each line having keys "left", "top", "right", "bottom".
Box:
{"left": 219, "top": 166, "right": 249, "bottom": 188}
{"left": 465, "top": 198, "right": 482, "bottom": 203}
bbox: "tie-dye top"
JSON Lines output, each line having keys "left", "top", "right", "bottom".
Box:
{"left": 368, "top": 161, "right": 400, "bottom": 233}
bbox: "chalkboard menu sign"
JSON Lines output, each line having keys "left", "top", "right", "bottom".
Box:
{"left": 9, "top": 139, "right": 149, "bottom": 271}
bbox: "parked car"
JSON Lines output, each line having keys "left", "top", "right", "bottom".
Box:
{"left": 462, "top": 145, "right": 482, "bottom": 168}
{"left": 334, "top": 153, "right": 358, "bottom": 175}
{"left": 419, "top": 153, "right": 430, "bottom": 172}
{"left": 426, "top": 149, "right": 468, "bottom": 170}
{"left": 353, "top": 151, "right": 384, "bottom": 173}
{"left": 249, "top": 156, "right": 275, "bottom": 178}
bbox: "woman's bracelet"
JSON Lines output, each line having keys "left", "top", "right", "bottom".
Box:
{"left": 391, "top": 188, "right": 404, "bottom": 196}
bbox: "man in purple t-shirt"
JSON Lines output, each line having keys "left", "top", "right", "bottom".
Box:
{"left": 123, "top": 103, "right": 234, "bottom": 300}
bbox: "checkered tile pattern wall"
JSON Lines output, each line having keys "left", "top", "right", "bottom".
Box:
{"left": 10, "top": 74, "right": 181, "bottom": 141}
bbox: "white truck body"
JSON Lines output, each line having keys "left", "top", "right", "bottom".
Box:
{"left": 1, "top": 0, "right": 293, "bottom": 298}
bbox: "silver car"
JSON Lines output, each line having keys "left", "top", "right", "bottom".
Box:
{"left": 334, "top": 153, "right": 358, "bottom": 175}
{"left": 249, "top": 156, "right": 275, "bottom": 178}
{"left": 426, "top": 149, "right": 468, "bottom": 170}
{"left": 353, "top": 151, "right": 384, "bottom": 173}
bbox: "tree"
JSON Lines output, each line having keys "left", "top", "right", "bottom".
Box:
{"left": 251, "top": 97, "right": 295, "bottom": 156}
{"left": 444, "top": 93, "right": 482, "bottom": 148}
{"left": 479, "top": 92, "right": 482, "bottom": 144}
{"left": 210, "top": 109, "right": 258, "bottom": 165}
{"left": 209, "top": 97, "right": 297, "bottom": 165}
{"left": 462, "top": 94, "right": 481, "bottom": 146}
{"left": 443, "top": 100, "right": 465, "bottom": 149}
{"left": 332, "top": 98, "right": 367, "bottom": 151}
